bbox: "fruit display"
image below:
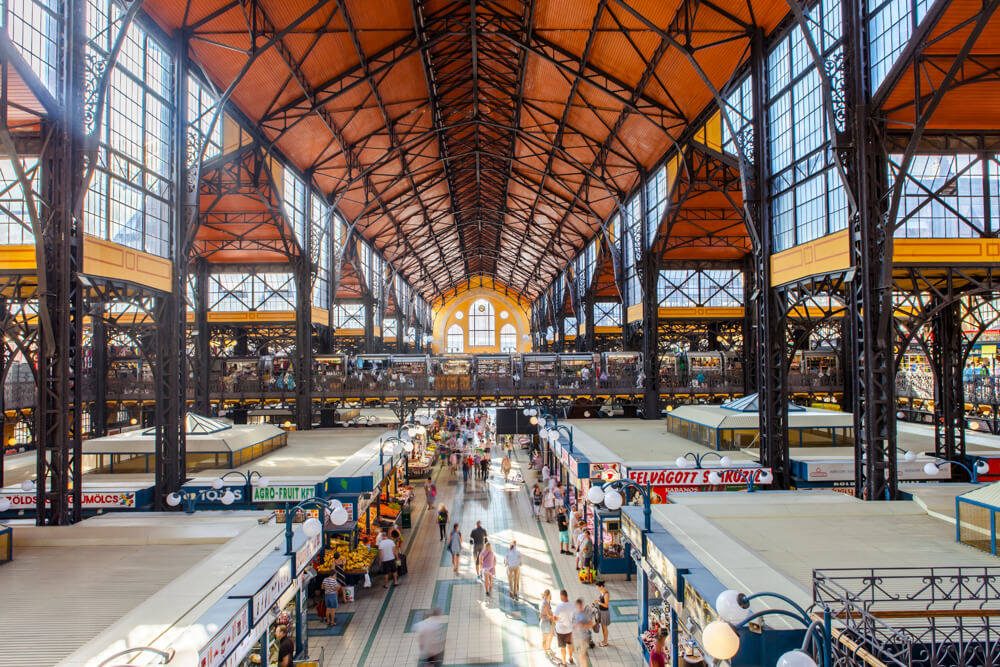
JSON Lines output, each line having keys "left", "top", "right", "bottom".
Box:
{"left": 314, "top": 543, "right": 376, "bottom": 575}
{"left": 343, "top": 545, "right": 376, "bottom": 573}
{"left": 379, "top": 502, "right": 401, "bottom": 520}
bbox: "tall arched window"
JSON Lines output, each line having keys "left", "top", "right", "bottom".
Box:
{"left": 468, "top": 299, "right": 495, "bottom": 347}
{"left": 446, "top": 324, "right": 464, "bottom": 353}
{"left": 499, "top": 324, "right": 517, "bottom": 352}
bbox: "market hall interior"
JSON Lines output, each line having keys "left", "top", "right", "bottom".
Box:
{"left": 5, "top": 0, "right": 1000, "bottom": 664}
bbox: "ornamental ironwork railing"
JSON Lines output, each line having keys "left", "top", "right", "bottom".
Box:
{"left": 814, "top": 567, "right": 1000, "bottom": 667}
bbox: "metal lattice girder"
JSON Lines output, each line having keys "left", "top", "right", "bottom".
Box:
{"left": 195, "top": 146, "right": 304, "bottom": 260}
{"left": 932, "top": 298, "right": 966, "bottom": 465}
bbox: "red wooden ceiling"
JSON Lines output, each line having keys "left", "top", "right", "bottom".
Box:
{"left": 144, "top": 0, "right": 790, "bottom": 299}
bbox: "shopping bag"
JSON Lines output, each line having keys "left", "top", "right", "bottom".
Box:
{"left": 344, "top": 586, "right": 355, "bottom": 602}
{"left": 317, "top": 600, "right": 326, "bottom": 617}
{"left": 363, "top": 572, "right": 372, "bottom": 588}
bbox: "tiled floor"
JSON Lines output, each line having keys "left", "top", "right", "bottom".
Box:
{"left": 309, "top": 451, "right": 642, "bottom": 666}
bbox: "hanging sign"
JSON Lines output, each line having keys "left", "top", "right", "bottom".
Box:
{"left": 251, "top": 560, "right": 292, "bottom": 625}
{"left": 198, "top": 604, "right": 250, "bottom": 667}
{"left": 295, "top": 533, "right": 322, "bottom": 574}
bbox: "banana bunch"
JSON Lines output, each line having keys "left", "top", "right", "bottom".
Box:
{"left": 344, "top": 545, "right": 376, "bottom": 571}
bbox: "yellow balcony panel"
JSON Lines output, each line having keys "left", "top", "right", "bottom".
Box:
{"left": 893, "top": 238, "right": 1000, "bottom": 264}
{"left": 0, "top": 244, "right": 37, "bottom": 272}
{"left": 770, "top": 230, "right": 851, "bottom": 287}
{"left": 658, "top": 306, "right": 744, "bottom": 319}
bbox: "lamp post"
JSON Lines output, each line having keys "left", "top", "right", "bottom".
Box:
{"left": 706, "top": 467, "right": 773, "bottom": 493}
{"left": 587, "top": 478, "right": 653, "bottom": 533}
{"left": 381, "top": 435, "right": 415, "bottom": 482}
{"left": 210, "top": 470, "right": 270, "bottom": 506}
{"left": 702, "top": 589, "right": 832, "bottom": 667}
{"left": 164, "top": 489, "right": 200, "bottom": 513}
{"left": 923, "top": 457, "right": 989, "bottom": 483}
{"left": 674, "top": 451, "right": 733, "bottom": 469}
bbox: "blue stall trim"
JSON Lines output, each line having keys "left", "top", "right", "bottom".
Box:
{"left": 621, "top": 506, "right": 806, "bottom": 667}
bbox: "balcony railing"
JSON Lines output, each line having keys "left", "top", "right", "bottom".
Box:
{"left": 2, "top": 372, "right": 859, "bottom": 409}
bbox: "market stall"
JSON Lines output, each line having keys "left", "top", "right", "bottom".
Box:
{"left": 557, "top": 353, "right": 598, "bottom": 387}
{"left": 324, "top": 433, "right": 413, "bottom": 552}
{"left": 313, "top": 354, "right": 347, "bottom": 391}
{"left": 431, "top": 355, "right": 472, "bottom": 391}
{"left": 602, "top": 351, "right": 640, "bottom": 387}
{"left": 475, "top": 354, "right": 513, "bottom": 392}
{"left": 548, "top": 425, "right": 630, "bottom": 575}
{"left": 226, "top": 551, "right": 302, "bottom": 662}
{"left": 522, "top": 353, "right": 557, "bottom": 390}
{"left": 390, "top": 354, "right": 430, "bottom": 388}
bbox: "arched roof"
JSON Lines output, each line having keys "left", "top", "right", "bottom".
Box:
{"left": 145, "top": 0, "right": 792, "bottom": 299}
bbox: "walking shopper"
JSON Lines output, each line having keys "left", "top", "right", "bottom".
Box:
{"left": 437, "top": 505, "right": 449, "bottom": 541}
{"left": 424, "top": 479, "right": 435, "bottom": 508}
{"left": 557, "top": 510, "right": 571, "bottom": 554}
{"left": 572, "top": 599, "right": 594, "bottom": 667}
{"left": 500, "top": 455, "right": 512, "bottom": 483}
{"left": 321, "top": 573, "right": 339, "bottom": 626}
{"left": 554, "top": 590, "right": 575, "bottom": 667}
{"left": 648, "top": 630, "right": 668, "bottom": 667}
{"left": 462, "top": 455, "right": 471, "bottom": 484}
{"left": 531, "top": 485, "right": 543, "bottom": 519}
{"left": 578, "top": 530, "right": 594, "bottom": 573}
{"left": 479, "top": 453, "right": 489, "bottom": 480}
{"left": 415, "top": 607, "right": 447, "bottom": 666}
{"left": 543, "top": 487, "right": 556, "bottom": 522}
{"left": 378, "top": 532, "right": 399, "bottom": 588}
{"left": 505, "top": 540, "right": 522, "bottom": 599}
{"left": 470, "top": 521, "right": 488, "bottom": 576}
{"left": 479, "top": 542, "right": 496, "bottom": 596}
{"left": 594, "top": 581, "right": 611, "bottom": 646}
{"left": 539, "top": 589, "right": 556, "bottom": 658}
{"left": 448, "top": 523, "right": 462, "bottom": 574}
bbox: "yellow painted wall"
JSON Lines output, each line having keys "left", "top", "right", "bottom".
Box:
{"left": 432, "top": 287, "right": 532, "bottom": 354}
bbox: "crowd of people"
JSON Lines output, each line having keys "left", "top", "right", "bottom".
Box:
{"left": 407, "top": 410, "right": 617, "bottom": 666}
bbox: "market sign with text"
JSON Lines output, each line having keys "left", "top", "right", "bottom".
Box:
{"left": 628, "top": 467, "right": 773, "bottom": 490}
{"left": 251, "top": 485, "right": 317, "bottom": 503}
{"left": 0, "top": 491, "right": 137, "bottom": 509}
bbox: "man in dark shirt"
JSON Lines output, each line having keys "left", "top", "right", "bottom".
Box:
{"left": 556, "top": 511, "right": 569, "bottom": 554}
{"left": 276, "top": 623, "right": 294, "bottom": 667}
{"left": 470, "top": 521, "right": 488, "bottom": 577}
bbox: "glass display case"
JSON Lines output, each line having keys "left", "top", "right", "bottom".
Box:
{"left": 594, "top": 508, "right": 627, "bottom": 574}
